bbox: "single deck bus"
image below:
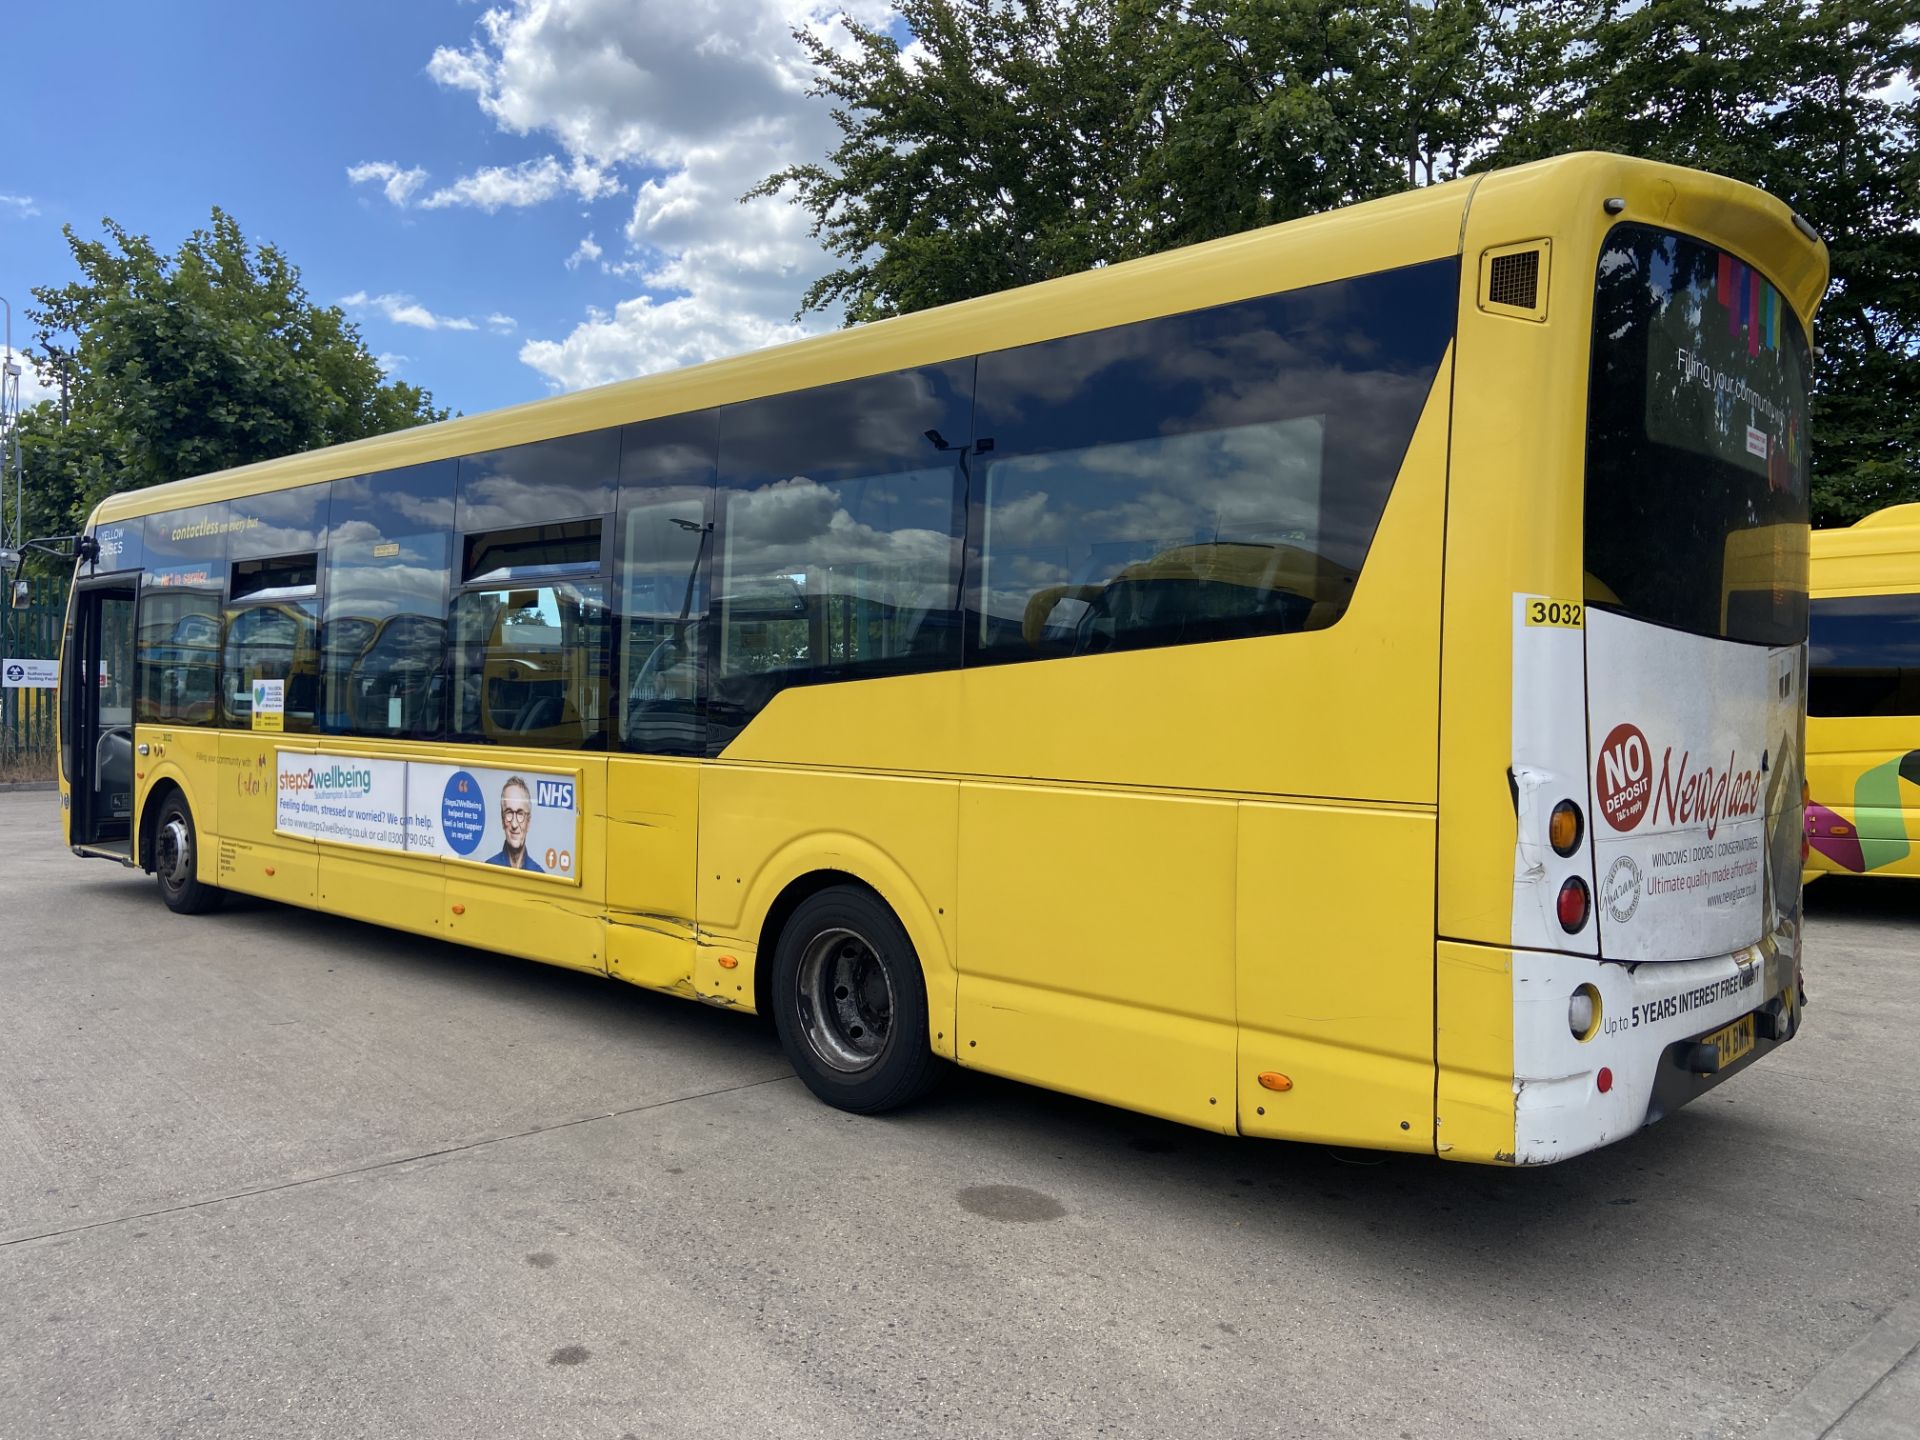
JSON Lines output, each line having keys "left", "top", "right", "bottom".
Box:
{"left": 55, "top": 152, "right": 1826, "bottom": 1164}
{"left": 1805, "top": 505, "right": 1920, "bottom": 879}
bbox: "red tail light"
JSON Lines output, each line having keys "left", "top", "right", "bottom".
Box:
{"left": 1557, "top": 877, "right": 1591, "bottom": 932}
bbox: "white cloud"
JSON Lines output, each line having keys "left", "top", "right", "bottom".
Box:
{"left": 347, "top": 161, "right": 429, "bottom": 206}
{"left": 0, "top": 193, "right": 39, "bottom": 219}
{"left": 519, "top": 294, "right": 808, "bottom": 390}
{"left": 3, "top": 346, "right": 52, "bottom": 409}
{"left": 422, "top": 0, "right": 902, "bottom": 388}
{"left": 565, "top": 233, "right": 604, "bottom": 270}
{"left": 417, "top": 154, "right": 621, "bottom": 211}
{"left": 486, "top": 313, "right": 518, "bottom": 334}
{"left": 341, "top": 290, "right": 480, "bottom": 332}
{"left": 375, "top": 352, "right": 413, "bottom": 376}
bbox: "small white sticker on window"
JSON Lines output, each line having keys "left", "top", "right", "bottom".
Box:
{"left": 1746, "top": 425, "right": 1769, "bottom": 459}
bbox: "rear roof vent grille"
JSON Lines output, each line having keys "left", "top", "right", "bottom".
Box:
{"left": 1478, "top": 240, "right": 1551, "bottom": 323}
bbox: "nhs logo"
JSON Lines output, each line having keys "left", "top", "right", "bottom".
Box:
{"left": 536, "top": 779, "right": 576, "bottom": 811}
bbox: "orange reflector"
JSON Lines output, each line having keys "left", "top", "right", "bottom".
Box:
{"left": 264, "top": 866, "right": 275, "bottom": 877}
{"left": 717, "top": 955, "right": 739, "bottom": 970}
{"left": 451, "top": 904, "right": 465, "bottom": 916}
{"left": 1257, "top": 1072, "right": 1293, "bottom": 1092}
{"left": 1548, "top": 801, "right": 1583, "bottom": 856}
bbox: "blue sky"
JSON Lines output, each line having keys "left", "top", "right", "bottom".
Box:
{"left": 3, "top": 1, "right": 892, "bottom": 418}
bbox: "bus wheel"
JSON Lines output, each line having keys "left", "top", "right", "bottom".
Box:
{"left": 772, "top": 885, "right": 940, "bottom": 1113}
{"left": 153, "top": 793, "right": 224, "bottom": 916}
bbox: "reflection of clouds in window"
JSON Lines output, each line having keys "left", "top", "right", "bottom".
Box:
{"left": 727, "top": 367, "right": 959, "bottom": 474}
{"left": 231, "top": 485, "right": 329, "bottom": 555}
{"left": 458, "top": 437, "right": 619, "bottom": 531}
{"left": 979, "top": 418, "right": 1324, "bottom": 619}
{"left": 326, "top": 548, "right": 448, "bottom": 616}
{"left": 723, "top": 473, "right": 957, "bottom": 589}
{"left": 332, "top": 467, "right": 458, "bottom": 533}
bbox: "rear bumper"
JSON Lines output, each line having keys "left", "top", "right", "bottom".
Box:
{"left": 1507, "top": 941, "right": 1800, "bottom": 1165}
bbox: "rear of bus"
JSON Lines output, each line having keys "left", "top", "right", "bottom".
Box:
{"left": 1803, "top": 507, "right": 1920, "bottom": 880}
{"left": 1441, "top": 159, "right": 1826, "bottom": 1164}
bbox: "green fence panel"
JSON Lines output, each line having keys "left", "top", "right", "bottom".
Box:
{"left": 2, "top": 588, "right": 69, "bottom": 771}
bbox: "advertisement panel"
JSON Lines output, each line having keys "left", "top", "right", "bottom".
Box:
{"left": 275, "top": 751, "right": 579, "bottom": 882}
{"left": 409, "top": 763, "right": 579, "bottom": 877}
{"left": 1585, "top": 609, "right": 1803, "bottom": 962}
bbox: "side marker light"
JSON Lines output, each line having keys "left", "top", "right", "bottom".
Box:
{"left": 1257, "top": 1072, "right": 1293, "bottom": 1092}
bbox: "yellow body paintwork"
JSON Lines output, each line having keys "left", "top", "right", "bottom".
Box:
{"left": 58, "top": 154, "right": 1828, "bottom": 1163}
{"left": 1805, "top": 506, "right": 1920, "bottom": 881}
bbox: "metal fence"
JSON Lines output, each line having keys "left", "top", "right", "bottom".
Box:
{"left": 2, "top": 590, "right": 66, "bottom": 773}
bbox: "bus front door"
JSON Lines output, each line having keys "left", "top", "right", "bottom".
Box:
{"left": 67, "top": 578, "right": 138, "bottom": 855}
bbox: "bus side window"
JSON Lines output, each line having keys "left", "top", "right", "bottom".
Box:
{"left": 707, "top": 362, "right": 971, "bottom": 751}
{"left": 322, "top": 462, "right": 456, "bottom": 739}
{"left": 968, "top": 261, "right": 1456, "bottom": 663}
{"left": 137, "top": 503, "right": 229, "bottom": 728}
{"left": 1810, "top": 593, "right": 1920, "bottom": 718}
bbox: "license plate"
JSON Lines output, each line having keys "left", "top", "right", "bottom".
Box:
{"left": 1701, "top": 1014, "right": 1756, "bottom": 1070}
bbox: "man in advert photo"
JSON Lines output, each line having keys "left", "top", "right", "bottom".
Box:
{"left": 486, "top": 776, "right": 544, "bottom": 872}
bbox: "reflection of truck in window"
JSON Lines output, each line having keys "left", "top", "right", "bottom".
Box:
{"left": 1019, "top": 541, "right": 1357, "bottom": 655}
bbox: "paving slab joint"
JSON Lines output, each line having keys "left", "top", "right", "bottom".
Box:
{"left": 1757, "top": 1298, "right": 1920, "bottom": 1440}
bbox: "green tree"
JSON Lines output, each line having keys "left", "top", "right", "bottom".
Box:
{"left": 21, "top": 208, "right": 446, "bottom": 537}
{"left": 748, "top": 0, "right": 1154, "bottom": 322}
{"left": 762, "top": 1, "right": 1918, "bottom": 523}
{"left": 1490, "top": 0, "right": 1920, "bottom": 526}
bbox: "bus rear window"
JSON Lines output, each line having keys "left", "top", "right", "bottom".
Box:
{"left": 1585, "top": 226, "right": 1811, "bottom": 647}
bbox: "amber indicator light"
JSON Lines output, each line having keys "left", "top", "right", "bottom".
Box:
{"left": 1256, "top": 1072, "right": 1293, "bottom": 1092}
{"left": 1549, "top": 801, "right": 1584, "bottom": 857}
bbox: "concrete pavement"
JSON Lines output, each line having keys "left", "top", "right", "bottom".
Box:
{"left": 3, "top": 788, "right": 1918, "bottom": 1439}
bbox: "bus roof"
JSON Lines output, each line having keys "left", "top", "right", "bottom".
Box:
{"left": 92, "top": 151, "right": 1828, "bottom": 526}
{"left": 1812, "top": 505, "right": 1920, "bottom": 597}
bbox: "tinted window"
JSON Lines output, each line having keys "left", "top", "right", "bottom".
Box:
{"left": 969, "top": 260, "right": 1456, "bottom": 660}
{"left": 137, "top": 505, "right": 228, "bottom": 726}
{"left": 222, "top": 594, "right": 320, "bottom": 732}
{"left": 464, "top": 520, "right": 604, "bottom": 583}
{"left": 449, "top": 582, "right": 611, "bottom": 748}
{"left": 227, "top": 484, "right": 330, "bottom": 560}
{"left": 1810, "top": 594, "right": 1920, "bottom": 717}
{"left": 322, "top": 462, "right": 455, "bottom": 737}
{"left": 711, "top": 364, "right": 970, "bottom": 745}
{"left": 1586, "top": 227, "right": 1811, "bottom": 646}
{"left": 457, "top": 430, "right": 620, "bottom": 533}
{"left": 617, "top": 413, "right": 716, "bottom": 756}
{"left": 92, "top": 517, "right": 145, "bottom": 574}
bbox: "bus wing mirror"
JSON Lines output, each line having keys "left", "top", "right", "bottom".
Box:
{"left": 9, "top": 578, "right": 28, "bottom": 609}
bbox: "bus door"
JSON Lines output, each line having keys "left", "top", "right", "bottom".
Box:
{"left": 66, "top": 576, "right": 138, "bottom": 854}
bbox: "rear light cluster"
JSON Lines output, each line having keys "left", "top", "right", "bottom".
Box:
{"left": 1557, "top": 877, "right": 1591, "bottom": 932}
{"left": 1549, "top": 800, "right": 1584, "bottom": 856}
{"left": 1551, "top": 799, "right": 1590, "bottom": 933}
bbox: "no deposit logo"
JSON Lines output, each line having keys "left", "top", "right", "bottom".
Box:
{"left": 1597, "top": 722, "right": 1652, "bottom": 832}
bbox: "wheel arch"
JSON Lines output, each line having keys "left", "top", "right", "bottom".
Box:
{"left": 136, "top": 771, "right": 191, "bottom": 873}
{"left": 737, "top": 846, "right": 956, "bottom": 1061}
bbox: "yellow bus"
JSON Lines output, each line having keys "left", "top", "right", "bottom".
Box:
{"left": 55, "top": 152, "right": 1826, "bottom": 1165}
{"left": 1805, "top": 505, "right": 1920, "bottom": 880}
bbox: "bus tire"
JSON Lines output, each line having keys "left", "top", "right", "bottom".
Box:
{"left": 153, "top": 793, "right": 224, "bottom": 916}
{"left": 771, "top": 885, "right": 941, "bottom": 1114}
